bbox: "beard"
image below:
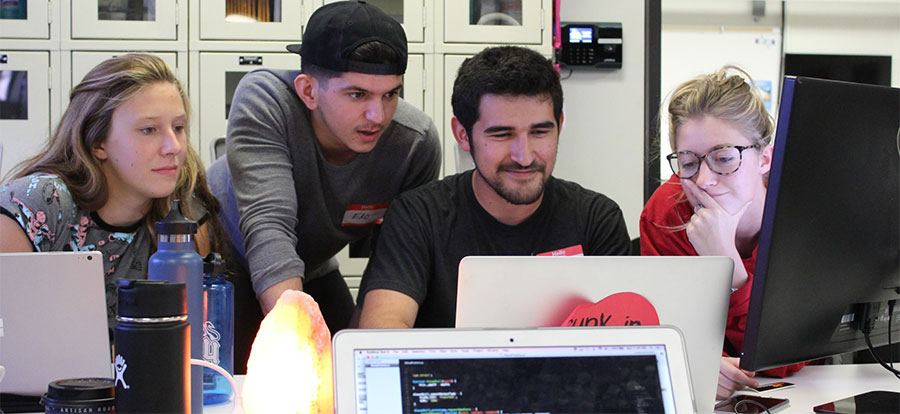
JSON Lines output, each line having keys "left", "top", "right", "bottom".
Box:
{"left": 474, "top": 160, "right": 549, "bottom": 205}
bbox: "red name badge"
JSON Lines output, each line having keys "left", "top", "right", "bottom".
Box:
{"left": 537, "top": 244, "right": 584, "bottom": 257}
{"left": 341, "top": 203, "right": 389, "bottom": 227}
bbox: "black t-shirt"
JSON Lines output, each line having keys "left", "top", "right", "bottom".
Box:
{"left": 358, "top": 170, "right": 631, "bottom": 328}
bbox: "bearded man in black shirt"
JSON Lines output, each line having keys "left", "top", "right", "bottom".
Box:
{"left": 357, "top": 46, "right": 631, "bottom": 329}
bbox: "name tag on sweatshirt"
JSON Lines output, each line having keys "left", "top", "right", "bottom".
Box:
{"left": 537, "top": 244, "right": 584, "bottom": 257}
{"left": 341, "top": 203, "right": 389, "bottom": 227}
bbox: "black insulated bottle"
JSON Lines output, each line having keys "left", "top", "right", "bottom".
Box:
{"left": 114, "top": 280, "right": 190, "bottom": 413}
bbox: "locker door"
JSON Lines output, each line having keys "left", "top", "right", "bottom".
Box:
{"left": 442, "top": 55, "right": 474, "bottom": 177}
{"left": 0, "top": 0, "right": 50, "bottom": 39}
{"left": 197, "top": 52, "right": 300, "bottom": 165}
{"left": 69, "top": 51, "right": 180, "bottom": 95}
{"left": 71, "top": 0, "right": 178, "bottom": 40}
{"left": 404, "top": 54, "right": 425, "bottom": 112}
{"left": 0, "top": 51, "right": 51, "bottom": 179}
{"left": 199, "top": 0, "right": 318, "bottom": 41}
{"left": 443, "top": 0, "right": 544, "bottom": 44}
{"left": 323, "top": 0, "right": 425, "bottom": 43}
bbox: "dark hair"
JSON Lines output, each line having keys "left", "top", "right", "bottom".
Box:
{"left": 301, "top": 41, "right": 404, "bottom": 82}
{"left": 451, "top": 46, "right": 563, "bottom": 138}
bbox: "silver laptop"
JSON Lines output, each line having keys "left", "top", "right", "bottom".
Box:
{"left": 0, "top": 252, "right": 112, "bottom": 395}
{"left": 333, "top": 326, "right": 696, "bottom": 413}
{"left": 455, "top": 255, "right": 733, "bottom": 414}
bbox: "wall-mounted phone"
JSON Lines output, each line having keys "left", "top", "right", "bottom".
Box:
{"left": 559, "top": 22, "right": 622, "bottom": 68}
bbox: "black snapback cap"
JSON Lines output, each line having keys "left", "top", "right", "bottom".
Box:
{"left": 286, "top": 1, "right": 407, "bottom": 75}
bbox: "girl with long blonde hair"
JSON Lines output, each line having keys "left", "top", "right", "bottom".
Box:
{"left": 0, "top": 54, "right": 227, "bottom": 329}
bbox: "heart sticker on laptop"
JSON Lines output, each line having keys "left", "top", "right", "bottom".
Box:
{"left": 561, "top": 292, "right": 660, "bottom": 327}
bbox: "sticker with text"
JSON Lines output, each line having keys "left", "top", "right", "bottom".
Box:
{"left": 341, "top": 203, "right": 389, "bottom": 227}
{"left": 537, "top": 244, "right": 584, "bottom": 257}
{"left": 562, "top": 292, "right": 660, "bottom": 327}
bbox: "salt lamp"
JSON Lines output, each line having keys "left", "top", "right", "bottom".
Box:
{"left": 241, "top": 290, "right": 333, "bottom": 414}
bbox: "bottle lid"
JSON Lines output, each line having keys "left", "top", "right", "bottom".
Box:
{"left": 203, "top": 252, "right": 227, "bottom": 277}
{"left": 155, "top": 199, "right": 198, "bottom": 235}
{"left": 42, "top": 377, "right": 115, "bottom": 406}
{"left": 116, "top": 280, "right": 186, "bottom": 318}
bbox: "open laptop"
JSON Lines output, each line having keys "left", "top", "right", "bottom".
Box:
{"left": 0, "top": 252, "right": 112, "bottom": 396}
{"left": 333, "top": 326, "right": 696, "bottom": 413}
{"left": 455, "top": 256, "right": 733, "bottom": 414}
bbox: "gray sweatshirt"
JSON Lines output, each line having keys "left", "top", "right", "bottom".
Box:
{"left": 224, "top": 69, "right": 441, "bottom": 296}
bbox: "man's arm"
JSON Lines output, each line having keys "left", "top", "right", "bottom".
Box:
{"left": 358, "top": 289, "right": 419, "bottom": 328}
{"left": 226, "top": 71, "right": 308, "bottom": 305}
{"left": 258, "top": 277, "right": 303, "bottom": 313}
{"left": 355, "top": 191, "right": 433, "bottom": 328}
{"left": 639, "top": 177, "right": 697, "bottom": 256}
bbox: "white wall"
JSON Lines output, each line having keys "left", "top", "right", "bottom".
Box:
{"left": 663, "top": 0, "right": 783, "bottom": 27}
{"left": 784, "top": 0, "right": 900, "bottom": 87}
{"left": 660, "top": 1, "right": 783, "bottom": 180}
{"left": 661, "top": 0, "right": 900, "bottom": 87}
{"left": 556, "top": 0, "right": 647, "bottom": 239}
{"left": 658, "top": 0, "right": 900, "bottom": 181}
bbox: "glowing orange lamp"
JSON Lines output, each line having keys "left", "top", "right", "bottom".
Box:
{"left": 241, "top": 290, "right": 334, "bottom": 414}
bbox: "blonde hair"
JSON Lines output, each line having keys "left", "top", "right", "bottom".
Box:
{"left": 668, "top": 65, "right": 774, "bottom": 152}
{"left": 6, "top": 54, "right": 223, "bottom": 249}
{"left": 661, "top": 66, "right": 774, "bottom": 231}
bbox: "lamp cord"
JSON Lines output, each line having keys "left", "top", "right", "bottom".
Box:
{"left": 190, "top": 359, "right": 245, "bottom": 414}
{"left": 733, "top": 398, "right": 772, "bottom": 414}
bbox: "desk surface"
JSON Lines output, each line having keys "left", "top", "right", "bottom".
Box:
{"left": 201, "top": 364, "right": 899, "bottom": 414}
{"left": 735, "top": 364, "right": 899, "bottom": 414}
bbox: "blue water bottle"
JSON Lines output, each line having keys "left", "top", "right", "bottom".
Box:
{"left": 202, "top": 253, "right": 234, "bottom": 405}
{"left": 148, "top": 199, "right": 203, "bottom": 414}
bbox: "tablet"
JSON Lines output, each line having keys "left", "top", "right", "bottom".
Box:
{"left": 0, "top": 252, "right": 111, "bottom": 396}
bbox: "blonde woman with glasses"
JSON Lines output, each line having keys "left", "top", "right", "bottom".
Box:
{"left": 640, "top": 66, "right": 808, "bottom": 400}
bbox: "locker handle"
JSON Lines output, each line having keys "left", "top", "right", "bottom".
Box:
{"left": 0, "top": 55, "right": 7, "bottom": 64}
{"left": 239, "top": 56, "right": 263, "bottom": 65}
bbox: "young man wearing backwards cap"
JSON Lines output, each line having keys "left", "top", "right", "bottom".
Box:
{"left": 207, "top": 1, "right": 441, "bottom": 336}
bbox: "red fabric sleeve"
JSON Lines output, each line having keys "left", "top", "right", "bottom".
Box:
{"left": 639, "top": 175, "right": 696, "bottom": 257}
{"left": 641, "top": 175, "right": 808, "bottom": 377}
{"left": 759, "top": 361, "right": 809, "bottom": 378}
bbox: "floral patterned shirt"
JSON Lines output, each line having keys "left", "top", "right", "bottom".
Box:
{"left": 0, "top": 174, "right": 151, "bottom": 331}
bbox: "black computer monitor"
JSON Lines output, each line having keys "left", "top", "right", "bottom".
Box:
{"left": 784, "top": 54, "right": 892, "bottom": 87}
{"left": 741, "top": 76, "right": 900, "bottom": 375}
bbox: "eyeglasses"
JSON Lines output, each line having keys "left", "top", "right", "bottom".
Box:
{"left": 666, "top": 145, "right": 760, "bottom": 179}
